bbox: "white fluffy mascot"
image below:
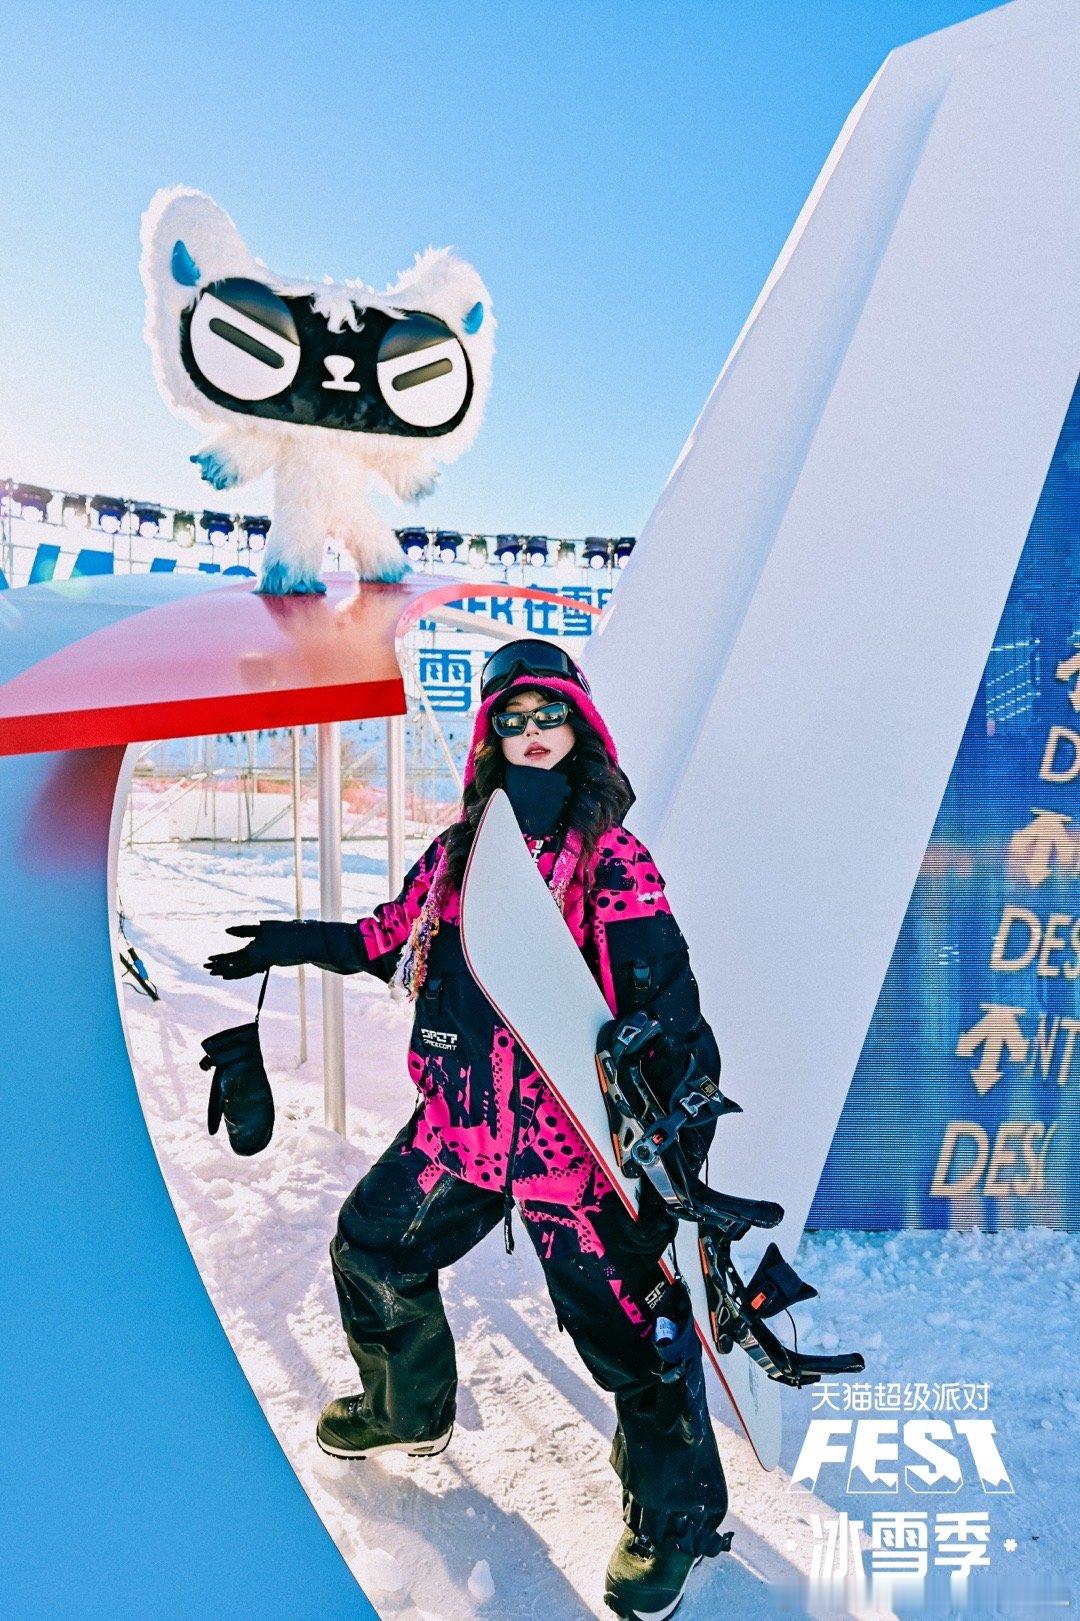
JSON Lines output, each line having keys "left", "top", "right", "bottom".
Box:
{"left": 140, "top": 187, "right": 494, "bottom": 594}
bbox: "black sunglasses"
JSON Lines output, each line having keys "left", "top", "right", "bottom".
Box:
{"left": 480, "top": 639, "right": 591, "bottom": 700}
{"left": 491, "top": 699, "right": 572, "bottom": 737}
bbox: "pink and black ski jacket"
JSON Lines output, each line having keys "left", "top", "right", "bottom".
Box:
{"left": 348, "top": 819, "right": 720, "bottom": 1220}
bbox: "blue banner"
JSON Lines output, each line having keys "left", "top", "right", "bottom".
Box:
{"left": 811, "top": 378, "right": 1080, "bottom": 1231}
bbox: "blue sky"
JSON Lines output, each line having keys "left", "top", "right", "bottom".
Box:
{"left": 3, "top": 0, "right": 992, "bottom": 537}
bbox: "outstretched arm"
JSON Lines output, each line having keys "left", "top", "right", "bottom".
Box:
{"left": 377, "top": 448, "right": 441, "bottom": 505}
{"left": 190, "top": 427, "right": 277, "bottom": 491}
{"left": 205, "top": 835, "right": 444, "bottom": 982}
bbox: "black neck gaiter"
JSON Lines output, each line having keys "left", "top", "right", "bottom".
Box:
{"left": 503, "top": 761, "right": 573, "bottom": 838}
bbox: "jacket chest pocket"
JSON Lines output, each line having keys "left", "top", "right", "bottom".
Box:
{"left": 414, "top": 977, "right": 462, "bottom": 1056}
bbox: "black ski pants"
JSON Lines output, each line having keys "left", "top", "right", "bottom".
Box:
{"left": 329, "top": 1124, "right": 729, "bottom": 1553}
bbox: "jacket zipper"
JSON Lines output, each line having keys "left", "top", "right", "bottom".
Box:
{"left": 400, "top": 1173, "right": 452, "bottom": 1248}
{"left": 503, "top": 1051, "right": 522, "bottom": 1253}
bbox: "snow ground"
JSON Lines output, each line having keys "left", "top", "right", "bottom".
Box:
{"left": 118, "top": 840, "right": 1079, "bottom": 1620}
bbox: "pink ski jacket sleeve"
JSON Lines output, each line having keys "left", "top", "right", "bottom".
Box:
{"left": 352, "top": 835, "right": 444, "bottom": 982}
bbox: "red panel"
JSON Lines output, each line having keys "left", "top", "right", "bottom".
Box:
{"left": 395, "top": 580, "right": 602, "bottom": 637}
{"left": 0, "top": 576, "right": 428, "bottom": 755}
{"left": 0, "top": 574, "right": 603, "bottom": 756}
{"left": 1, "top": 678, "right": 407, "bottom": 756}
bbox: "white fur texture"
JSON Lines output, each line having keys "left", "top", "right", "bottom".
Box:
{"left": 140, "top": 187, "right": 495, "bottom": 591}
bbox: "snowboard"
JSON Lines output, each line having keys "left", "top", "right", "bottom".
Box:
{"left": 460, "top": 789, "right": 782, "bottom": 1471}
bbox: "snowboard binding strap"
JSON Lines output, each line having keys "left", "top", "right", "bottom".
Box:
{"left": 698, "top": 1230, "right": 864, "bottom": 1387}
{"left": 596, "top": 1012, "right": 865, "bottom": 1389}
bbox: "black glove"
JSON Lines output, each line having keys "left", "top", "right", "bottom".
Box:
{"left": 598, "top": 1014, "right": 687, "bottom": 1092}
{"left": 640, "top": 1028, "right": 689, "bottom": 1089}
{"left": 200, "top": 1018, "right": 275, "bottom": 1156}
{"left": 204, "top": 920, "right": 366, "bottom": 980}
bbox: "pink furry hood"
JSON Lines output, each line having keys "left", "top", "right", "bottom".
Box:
{"left": 463, "top": 673, "right": 620, "bottom": 790}
{"left": 396, "top": 673, "right": 622, "bottom": 1000}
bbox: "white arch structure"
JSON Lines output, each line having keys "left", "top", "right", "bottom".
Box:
{"left": 0, "top": 570, "right": 604, "bottom": 1605}
{"left": 583, "top": 0, "right": 1080, "bottom": 1262}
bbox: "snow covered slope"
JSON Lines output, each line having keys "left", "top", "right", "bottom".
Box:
{"left": 118, "top": 841, "right": 1079, "bottom": 1617}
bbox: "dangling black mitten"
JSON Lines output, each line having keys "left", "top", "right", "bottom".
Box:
{"left": 200, "top": 972, "right": 275, "bottom": 1156}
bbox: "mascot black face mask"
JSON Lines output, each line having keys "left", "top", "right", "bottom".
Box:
{"left": 181, "top": 278, "right": 474, "bottom": 437}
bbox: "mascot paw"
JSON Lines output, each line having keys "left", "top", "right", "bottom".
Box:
{"left": 191, "top": 450, "right": 240, "bottom": 490}
{"left": 366, "top": 556, "right": 411, "bottom": 583}
{"left": 406, "top": 473, "right": 440, "bottom": 503}
{"left": 256, "top": 561, "right": 328, "bottom": 596}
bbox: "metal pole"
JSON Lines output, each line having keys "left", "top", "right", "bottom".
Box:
{"left": 386, "top": 714, "right": 407, "bottom": 899}
{"left": 291, "top": 727, "right": 308, "bottom": 1066}
{"left": 317, "top": 722, "right": 346, "bottom": 1134}
{"left": 1, "top": 501, "right": 13, "bottom": 583}
{"left": 246, "top": 730, "right": 257, "bottom": 840}
{"left": 386, "top": 713, "right": 408, "bottom": 1004}
{"left": 208, "top": 734, "right": 217, "bottom": 843}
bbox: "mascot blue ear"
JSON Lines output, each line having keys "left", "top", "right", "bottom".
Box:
{"left": 171, "top": 239, "right": 201, "bottom": 287}
{"left": 462, "top": 300, "right": 484, "bottom": 334}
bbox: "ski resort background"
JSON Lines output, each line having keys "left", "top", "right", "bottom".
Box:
{"left": 6, "top": 374, "right": 1078, "bottom": 1240}
{"left": 4, "top": 0, "right": 1079, "bottom": 1613}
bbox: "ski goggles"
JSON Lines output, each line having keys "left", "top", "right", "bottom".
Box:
{"left": 490, "top": 699, "right": 572, "bottom": 737}
{"left": 480, "top": 638, "right": 592, "bottom": 701}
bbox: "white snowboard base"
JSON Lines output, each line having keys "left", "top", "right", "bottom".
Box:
{"left": 459, "top": 790, "right": 781, "bottom": 1471}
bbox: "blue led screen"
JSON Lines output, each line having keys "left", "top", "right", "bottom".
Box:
{"left": 810, "top": 377, "right": 1080, "bottom": 1231}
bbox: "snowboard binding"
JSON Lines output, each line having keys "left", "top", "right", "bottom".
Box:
{"left": 596, "top": 1012, "right": 864, "bottom": 1389}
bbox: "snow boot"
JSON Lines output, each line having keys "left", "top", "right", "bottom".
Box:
{"left": 316, "top": 1395, "right": 452, "bottom": 1460}
{"left": 603, "top": 1528, "right": 701, "bottom": 1619}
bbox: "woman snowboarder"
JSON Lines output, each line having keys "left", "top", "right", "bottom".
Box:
{"left": 206, "top": 637, "right": 729, "bottom": 1618}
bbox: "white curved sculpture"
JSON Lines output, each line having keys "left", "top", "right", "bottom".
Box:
{"left": 584, "top": 0, "right": 1080, "bottom": 1260}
